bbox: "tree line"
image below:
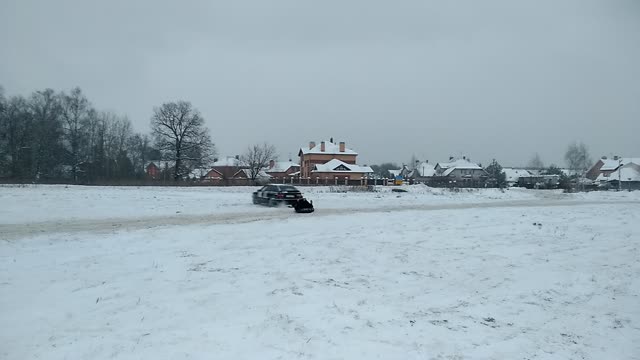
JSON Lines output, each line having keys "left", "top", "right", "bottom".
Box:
{"left": 2, "top": 84, "right": 594, "bottom": 186}
{"left": 0, "top": 85, "right": 220, "bottom": 184}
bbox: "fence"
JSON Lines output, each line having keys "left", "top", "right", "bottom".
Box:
{"left": 0, "top": 177, "right": 391, "bottom": 187}
{"left": 0, "top": 176, "right": 489, "bottom": 188}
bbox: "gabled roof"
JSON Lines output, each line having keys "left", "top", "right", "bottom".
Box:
{"left": 234, "top": 169, "right": 271, "bottom": 179}
{"left": 212, "top": 157, "right": 246, "bottom": 167}
{"left": 600, "top": 158, "right": 640, "bottom": 171}
{"left": 267, "top": 161, "right": 300, "bottom": 173}
{"left": 189, "top": 168, "right": 209, "bottom": 179}
{"left": 204, "top": 168, "right": 224, "bottom": 178}
{"left": 441, "top": 166, "right": 487, "bottom": 177}
{"left": 435, "top": 158, "right": 483, "bottom": 171}
{"left": 502, "top": 168, "right": 532, "bottom": 182}
{"left": 442, "top": 166, "right": 483, "bottom": 176}
{"left": 601, "top": 164, "right": 640, "bottom": 182}
{"left": 145, "top": 160, "right": 176, "bottom": 169}
{"left": 312, "top": 159, "right": 373, "bottom": 173}
{"left": 435, "top": 158, "right": 483, "bottom": 176}
{"left": 299, "top": 140, "right": 358, "bottom": 155}
{"left": 414, "top": 162, "right": 436, "bottom": 177}
{"left": 399, "top": 165, "right": 413, "bottom": 177}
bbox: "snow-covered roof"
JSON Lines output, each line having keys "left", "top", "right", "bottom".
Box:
{"left": 300, "top": 140, "right": 358, "bottom": 155}
{"left": 436, "top": 158, "right": 482, "bottom": 171}
{"left": 212, "top": 157, "right": 246, "bottom": 167}
{"left": 414, "top": 162, "right": 436, "bottom": 177}
{"left": 312, "top": 159, "right": 373, "bottom": 173}
{"left": 388, "top": 169, "right": 402, "bottom": 177}
{"left": 602, "top": 165, "right": 640, "bottom": 182}
{"left": 267, "top": 161, "right": 300, "bottom": 173}
{"left": 442, "top": 168, "right": 455, "bottom": 176}
{"left": 189, "top": 168, "right": 209, "bottom": 179}
{"left": 600, "top": 158, "right": 640, "bottom": 171}
{"left": 560, "top": 168, "right": 581, "bottom": 177}
{"left": 503, "top": 168, "right": 532, "bottom": 182}
{"left": 236, "top": 169, "right": 271, "bottom": 179}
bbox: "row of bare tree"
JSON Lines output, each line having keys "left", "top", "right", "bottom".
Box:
{"left": 0, "top": 85, "right": 279, "bottom": 184}
{"left": 527, "top": 142, "right": 592, "bottom": 174}
{"left": 0, "top": 86, "right": 158, "bottom": 182}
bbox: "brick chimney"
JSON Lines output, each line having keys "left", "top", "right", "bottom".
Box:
{"left": 339, "top": 141, "right": 345, "bottom": 152}
{"left": 320, "top": 141, "right": 325, "bottom": 152}
{"left": 309, "top": 141, "right": 316, "bottom": 149}
{"left": 269, "top": 159, "right": 275, "bottom": 169}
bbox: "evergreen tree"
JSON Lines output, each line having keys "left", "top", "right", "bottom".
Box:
{"left": 485, "top": 159, "right": 507, "bottom": 188}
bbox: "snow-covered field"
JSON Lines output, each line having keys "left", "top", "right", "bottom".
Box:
{"left": 1, "top": 185, "right": 639, "bottom": 359}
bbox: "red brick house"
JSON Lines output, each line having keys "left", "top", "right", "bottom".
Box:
{"left": 202, "top": 156, "right": 271, "bottom": 185}
{"left": 203, "top": 156, "right": 245, "bottom": 181}
{"left": 298, "top": 139, "right": 372, "bottom": 181}
{"left": 145, "top": 160, "right": 175, "bottom": 179}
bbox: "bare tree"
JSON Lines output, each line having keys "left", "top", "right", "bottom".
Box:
{"left": 241, "top": 143, "right": 277, "bottom": 184}
{"left": 60, "top": 87, "right": 94, "bottom": 182}
{"left": 0, "top": 85, "right": 4, "bottom": 114}
{"left": 150, "top": 101, "right": 214, "bottom": 181}
{"left": 127, "top": 133, "right": 152, "bottom": 176}
{"left": 29, "top": 89, "right": 64, "bottom": 180}
{"left": 565, "top": 141, "right": 592, "bottom": 175}
{"left": 0, "top": 95, "right": 30, "bottom": 178}
{"left": 0, "top": 88, "right": 6, "bottom": 175}
{"left": 528, "top": 153, "right": 544, "bottom": 170}
{"left": 1, "top": 85, "right": 146, "bottom": 183}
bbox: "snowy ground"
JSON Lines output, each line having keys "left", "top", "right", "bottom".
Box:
{"left": 1, "top": 185, "right": 639, "bottom": 359}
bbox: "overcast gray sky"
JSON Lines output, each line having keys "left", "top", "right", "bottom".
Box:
{"left": 1, "top": 0, "right": 639, "bottom": 167}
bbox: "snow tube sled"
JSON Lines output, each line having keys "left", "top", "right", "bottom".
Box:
{"left": 294, "top": 198, "right": 314, "bottom": 213}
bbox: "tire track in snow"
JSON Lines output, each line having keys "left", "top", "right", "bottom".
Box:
{"left": 1, "top": 199, "right": 639, "bottom": 240}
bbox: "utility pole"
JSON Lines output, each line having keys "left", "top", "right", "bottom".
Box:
{"left": 618, "top": 157, "right": 622, "bottom": 191}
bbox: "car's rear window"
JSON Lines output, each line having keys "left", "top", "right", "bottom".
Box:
{"left": 279, "top": 186, "right": 298, "bottom": 191}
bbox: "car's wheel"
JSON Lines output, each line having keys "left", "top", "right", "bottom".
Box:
{"left": 268, "top": 199, "right": 277, "bottom": 207}
{"left": 252, "top": 197, "right": 258, "bottom": 204}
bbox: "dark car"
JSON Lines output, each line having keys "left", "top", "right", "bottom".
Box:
{"left": 252, "top": 184, "right": 303, "bottom": 206}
